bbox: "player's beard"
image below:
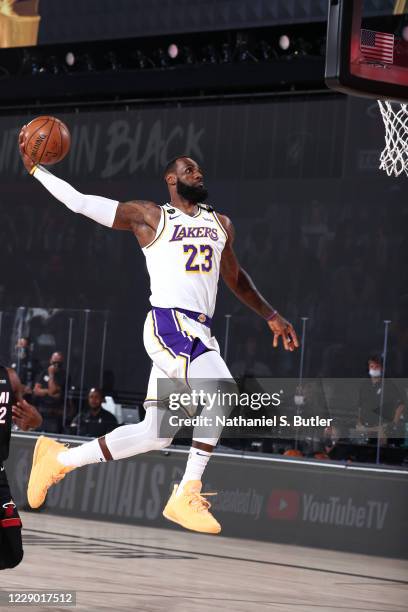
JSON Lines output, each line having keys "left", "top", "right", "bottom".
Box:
{"left": 176, "top": 178, "right": 208, "bottom": 203}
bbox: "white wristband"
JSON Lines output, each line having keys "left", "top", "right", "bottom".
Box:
{"left": 32, "top": 165, "right": 119, "bottom": 228}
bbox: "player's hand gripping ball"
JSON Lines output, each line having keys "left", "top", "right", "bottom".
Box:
{"left": 19, "top": 116, "right": 71, "bottom": 167}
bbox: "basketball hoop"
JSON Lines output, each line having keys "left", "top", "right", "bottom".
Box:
{"left": 378, "top": 100, "right": 408, "bottom": 177}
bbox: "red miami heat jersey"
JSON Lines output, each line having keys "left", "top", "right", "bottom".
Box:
{"left": 0, "top": 367, "right": 13, "bottom": 463}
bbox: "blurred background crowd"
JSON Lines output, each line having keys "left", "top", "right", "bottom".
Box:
{"left": 6, "top": 331, "right": 407, "bottom": 466}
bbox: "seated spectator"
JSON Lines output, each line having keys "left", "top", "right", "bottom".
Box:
{"left": 33, "top": 351, "right": 68, "bottom": 433}
{"left": 70, "top": 388, "right": 118, "bottom": 437}
{"left": 356, "top": 354, "right": 405, "bottom": 429}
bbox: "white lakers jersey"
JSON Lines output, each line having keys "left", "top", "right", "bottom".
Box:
{"left": 142, "top": 203, "right": 227, "bottom": 317}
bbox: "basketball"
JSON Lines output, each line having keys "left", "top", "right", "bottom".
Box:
{"left": 23, "top": 116, "right": 71, "bottom": 165}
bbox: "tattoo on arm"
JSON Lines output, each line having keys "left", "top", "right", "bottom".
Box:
{"left": 112, "top": 200, "right": 157, "bottom": 231}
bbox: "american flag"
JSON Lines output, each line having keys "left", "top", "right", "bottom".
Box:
{"left": 360, "top": 29, "right": 394, "bottom": 64}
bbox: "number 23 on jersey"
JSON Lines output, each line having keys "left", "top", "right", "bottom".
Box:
{"left": 183, "top": 244, "right": 213, "bottom": 273}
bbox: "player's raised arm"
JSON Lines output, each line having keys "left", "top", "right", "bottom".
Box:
{"left": 219, "top": 214, "right": 299, "bottom": 352}
{"left": 18, "top": 126, "right": 158, "bottom": 233}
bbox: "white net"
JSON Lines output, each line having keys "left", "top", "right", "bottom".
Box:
{"left": 378, "top": 100, "right": 408, "bottom": 178}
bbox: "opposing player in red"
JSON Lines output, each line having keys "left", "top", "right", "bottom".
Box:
{"left": 19, "top": 125, "right": 299, "bottom": 534}
{"left": 0, "top": 365, "right": 42, "bottom": 570}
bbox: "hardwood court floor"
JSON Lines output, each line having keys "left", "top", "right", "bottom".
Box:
{"left": 1, "top": 512, "right": 407, "bottom": 612}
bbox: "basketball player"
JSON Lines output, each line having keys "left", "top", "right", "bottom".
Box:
{"left": 0, "top": 365, "right": 42, "bottom": 570}
{"left": 19, "top": 129, "right": 299, "bottom": 533}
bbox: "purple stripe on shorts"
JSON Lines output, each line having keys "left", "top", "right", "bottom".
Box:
{"left": 152, "top": 307, "right": 211, "bottom": 363}
{"left": 191, "top": 337, "right": 210, "bottom": 361}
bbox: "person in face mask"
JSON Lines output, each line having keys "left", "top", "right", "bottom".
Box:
{"left": 368, "top": 356, "right": 383, "bottom": 382}
{"left": 356, "top": 354, "right": 405, "bottom": 432}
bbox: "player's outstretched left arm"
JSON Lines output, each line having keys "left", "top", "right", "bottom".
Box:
{"left": 8, "top": 368, "right": 43, "bottom": 431}
{"left": 19, "top": 127, "right": 120, "bottom": 228}
{"left": 219, "top": 215, "right": 299, "bottom": 352}
{"left": 18, "top": 126, "right": 160, "bottom": 236}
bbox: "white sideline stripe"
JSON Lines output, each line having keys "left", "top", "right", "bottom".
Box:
{"left": 11, "top": 433, "right": 408, "bottom": 475}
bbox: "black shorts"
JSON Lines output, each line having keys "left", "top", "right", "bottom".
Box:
{"left": 0, "top": 467, "right": 23, "bottom": 570}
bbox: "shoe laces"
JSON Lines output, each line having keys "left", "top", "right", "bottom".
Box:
{"left": 188, "top": 491, "right": 217, "bottom": 513}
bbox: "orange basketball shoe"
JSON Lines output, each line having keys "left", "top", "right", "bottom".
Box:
{"left": 27, "top": 436, "right": 74, "bottom": 509}
{"left": 163, "top": 480, "right": 221, "bottom": 534}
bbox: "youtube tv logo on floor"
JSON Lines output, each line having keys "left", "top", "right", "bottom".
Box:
{"left": 267, "top": 490, "right": 300, "bottom": 520}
